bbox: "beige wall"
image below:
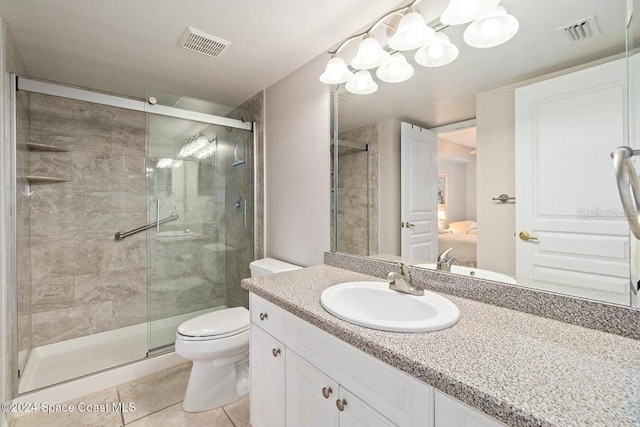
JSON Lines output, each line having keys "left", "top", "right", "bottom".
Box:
{"left": 437, "top": 159, "right": 468, "bottom": 227}
{"left": 476, "top": 85, "right": 517, "bottom": 275}
{"left": 265, "top": 55, "right": 330, "bottom": 267}
{"left": 378, "top": 118, "right": 401, "bottom": 256}
{"left": 466, "top": 162, "right": 477, "bottom": 221}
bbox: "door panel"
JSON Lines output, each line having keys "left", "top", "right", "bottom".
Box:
{"left": 401, "top": 122, "right": 438, "bottom": 261}
{"left": 250, "top": 326, "right": 285, "bottom": 427}
{"left": 286, "top": 350, "right": 339, "bottom": 427}
{"left": 515, "top": 58, "right": 630, "bottom": 295}
{"left": 338, "top": 387, "right": 396, "bottom": 427}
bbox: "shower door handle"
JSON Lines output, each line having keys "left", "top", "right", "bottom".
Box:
{"left": 611, "top": 146, "right": 640, "bottom": 239}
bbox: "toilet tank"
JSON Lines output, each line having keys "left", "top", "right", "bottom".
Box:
{"left": 249, "top": 258, "right": 302, "bottom": 278}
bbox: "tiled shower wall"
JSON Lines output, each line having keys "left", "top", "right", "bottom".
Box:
{"left": 224, "top": 91, "right": 263, "bottom": 308}
{"left": 18, "top": 88, "right": 264, "bottom": 349}
{"left": 16, "top": 91, "right": 31, "bottom": 354}
{"left": 26, "top": 93, "right": 148, "bottom": 347}
{"left": 336, "top": 123, "right": 379, "bottom": 256}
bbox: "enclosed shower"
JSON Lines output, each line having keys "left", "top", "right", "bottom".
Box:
{"left": 12, "top": 77, "right": 256, "bottom": 394}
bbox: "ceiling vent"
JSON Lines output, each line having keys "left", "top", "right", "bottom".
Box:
{"left": 180, "top": 27, "right": 230, "bottom": 58}
{"left": 558, "top": 16, "right": 601, "bottom": 42}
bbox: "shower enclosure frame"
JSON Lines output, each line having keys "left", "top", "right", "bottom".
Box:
{"left": 8, "top": 75, "right": 258, "bottom": 397}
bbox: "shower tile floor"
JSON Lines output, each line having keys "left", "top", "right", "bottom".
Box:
{"left": 14, "top": 363, "right": 250, "bottom": 427}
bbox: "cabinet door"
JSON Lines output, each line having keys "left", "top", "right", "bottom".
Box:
{"left": 338, "top": 387, "right": 396, "bottom": 427}
{"left": 286, "top": 350, "right": 339, "bottom": 427}
{"left": 435, "top": 391, "right": 504, "bottom": 427}
{"left": 250, "top": 326, "right": 285, "bottom": 427}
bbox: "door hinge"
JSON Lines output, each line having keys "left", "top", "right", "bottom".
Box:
{"left": 17, "top": 369, "right": 21, "bottom": 379}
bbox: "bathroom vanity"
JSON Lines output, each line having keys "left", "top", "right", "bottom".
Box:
{"left": 242, "top": 264, "right": 640, "bottom": 427}
{"left": 249, "top": 292, "right": 500, "bottom": 427}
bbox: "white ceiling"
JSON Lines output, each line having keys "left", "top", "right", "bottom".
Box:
{"left": 338, "top": 0, "right": 627, "bottom": 131}
{"left": 439, "top": 127, "right": 477, "bottom": 148}
{"left": 0, "top": 0, "right": 403, "bottom": 106}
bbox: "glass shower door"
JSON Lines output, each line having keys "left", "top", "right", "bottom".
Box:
{"left": 146, "top": 112, "right": 253, "bottom": 352}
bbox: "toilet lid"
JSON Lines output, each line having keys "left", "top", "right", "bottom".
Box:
{"left": 178, "top": 307, "right": 249, "bottom": 337}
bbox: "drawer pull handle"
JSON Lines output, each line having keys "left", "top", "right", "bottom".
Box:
{"left": 272, "top": 348, "right": 281, "bottom": 357}
{"left": 336, "top": 399, "right": 347, "bottom": 412}
{"left": 322, "top": 387, "right": 332, "bottom": 399}
{"left": 259, "top": 312, "right": 268, "bottom": 321}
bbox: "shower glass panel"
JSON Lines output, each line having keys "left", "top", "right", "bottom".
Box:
{"left": 13, "top": 79, "right": 255, "bottom": 394}
{"left": 14, "top": 88, "right": 149, "bottom": 393}
{"left": 146, "top": 112, "right": 254, "bottom": 352}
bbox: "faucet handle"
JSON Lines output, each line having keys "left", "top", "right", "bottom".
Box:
{"left": 438, "top": 248, "right": 454, "bottom": 260}
{"left": 397, "top": 262, "right": 411, "bottom": 277}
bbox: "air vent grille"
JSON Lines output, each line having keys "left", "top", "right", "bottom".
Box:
{"left": 558, "top": 16, "right": 601, "bottom": 42}
{"left": 180, "top": 27, "right": 230, "bottom": 58}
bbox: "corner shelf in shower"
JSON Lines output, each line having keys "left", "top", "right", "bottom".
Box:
{"left": 18, "top": 142, "right": 69, "bottom": 152}
{"left": 19, "top": 175, "right": 68, "bottom": 184}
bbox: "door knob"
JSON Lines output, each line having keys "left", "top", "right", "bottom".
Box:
{"left": 322, "top": 387, "right": 332, "bottom": 399}
{"left": 272, "top": 348, "right": 281, "bottom": 357}
{"left": 407, "top": 222, "right": 415, "bottom": 228}
{"left": 259, "top": 312, "right": 268, "bottom": 321}
{"left": 519, "top": 231, "right": 538, "bottom": 242}
{"left": 336, "top": 399, "right": 347, "bottom": 412}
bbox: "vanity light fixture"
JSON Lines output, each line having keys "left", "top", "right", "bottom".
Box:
{"left": 440, "top": 0, "right": 500, "bottom": 26}
{"left": 376, "top": 52, "right": 414, "bottom": 83}
{"left": 351, "top": 35, "right": 390, "bottom": 70}
{"left": 320, "top": 55, "right": 354, "bottom": 84}
{"left": 319, "top": 0, "right": 519, "bottom": 94}
{"left": 346, "top": 70, "right": 378, "bottom": 95}
{"left": 463, "top": 5, "right": 519, "bottom": 48}
{"left": 388, "top": 9, "right": 435, "bottom": 51}
{"left": 414, "top": 33, "right": 459, "bottom": 67}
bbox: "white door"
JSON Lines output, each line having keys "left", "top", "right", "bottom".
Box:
{"left": 401, "top": 122, "right": 438, "bottom": 260}
{"left": 250, "top": 327, "right": 285, "bottom": 427}
{"left": 338, "top": 387, "right": 395, "bottom": 427}
{"left": 515, "top": 58, "right": 629, "bottom": 295}
{"left": 286, "top": 350, "right": 339, "bottom": 427}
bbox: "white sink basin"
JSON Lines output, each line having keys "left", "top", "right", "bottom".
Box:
{"left": 320, "top": 281, "right": 459, "bottom": 333}
{"left": 414, "top": 264, "right": 517, "bottom": 285}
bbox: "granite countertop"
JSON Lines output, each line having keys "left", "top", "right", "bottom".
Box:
{"left": 241, "top": 265, "right": 640, "bottom": 427}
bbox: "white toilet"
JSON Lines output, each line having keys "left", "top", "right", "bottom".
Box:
{"left": 175, "top": 257, "right": 301, "bottom": 412}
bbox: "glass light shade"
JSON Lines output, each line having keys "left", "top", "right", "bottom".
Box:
{"left": 319, "top": 56, "right": 354, "bottom": 84}
{"left": 351, "top": 36, "right": 390, "bottom": 70}
{"left": 376, "top": 52, "right": 414, "bottom": 83}
{"left": 463, "top": 6, "right": 519, "bottom": 48}
{"left": 414, "top": 33, "right": 459, "bottom": 67}
{"left": 440, "top": 0, "right": 500, "bottom": 25}
{"left": 345, "top": 70, "right": 378, "bottom": 95}
{"left": 389, "top": 11, "right": 436, "bottom": 51}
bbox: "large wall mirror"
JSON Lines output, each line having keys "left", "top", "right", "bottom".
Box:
{"left": 330, "top": 0, "right": 640, "bottom": 307}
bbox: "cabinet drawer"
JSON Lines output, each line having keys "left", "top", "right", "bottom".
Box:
{"left": 250, "top": 294, "right": 285, "bottom": 342}
{"left": 285, "top": 312, "right": 433, "bottom": 427}
{"left": 435, "top": 391, "right": 505, "bottom": 427}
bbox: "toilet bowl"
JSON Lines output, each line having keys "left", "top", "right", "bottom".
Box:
{"left": 175, "top": 307, "right": 250, "bottom": 412}
{"left": 175, "top": 257, "right": 301, "bottom": 412}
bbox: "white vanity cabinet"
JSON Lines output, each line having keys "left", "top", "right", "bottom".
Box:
{"left": 435, "top": 391, "right": 504, "bottom": 427}
{"left": 250, "top": 325, "right": 286, "bottom": 427}
{"left": 249, "top": 293, "right": 503, "bottom": 427}
{"left": 286, "top": 350, "right": 395, "bottom": 427}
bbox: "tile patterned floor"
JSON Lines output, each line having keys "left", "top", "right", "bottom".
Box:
{"left": 13, "top": 362, "right": 250, "bottom": 427}
{"left": 14, "top": 396, "right": 250, "bottom": 427}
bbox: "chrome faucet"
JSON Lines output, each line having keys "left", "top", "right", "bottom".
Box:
{"left": 388, "top": 263, "right": 424, "bottom": 296}
{"left": 437, "top": 248, "right": 457, "bottom": 272}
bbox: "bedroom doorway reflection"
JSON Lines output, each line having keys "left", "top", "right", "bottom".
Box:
{"left": 434, "top": 123, "right": 478, "bottom": 268}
